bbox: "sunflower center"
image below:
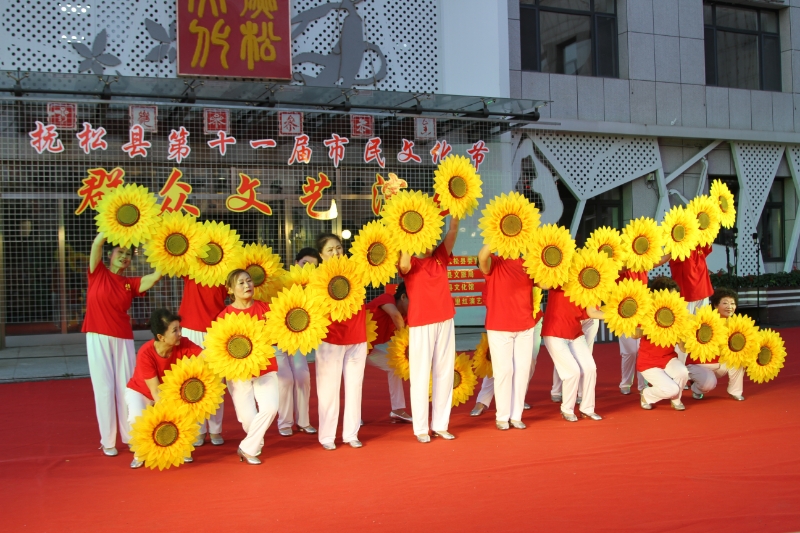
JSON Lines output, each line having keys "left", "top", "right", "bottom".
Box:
{"left": 453, "top": 370, "right": 462, "bottom": 389}
{"left": 367, "top": 242, "right": 387, "bottom": 266}
{"left": 153, "top": 421, "right": 178, "bottom": 447}
{"left": 618, "top": 297, "right": 638, "bottom": 318}
{"left": 165, "top": 233, "right": 189, "bottom": 256}
{"left": 599, "top": 244, "right": 614, "bottom": 258}
{"left": 202, "top": 243, "right": 224, "bottom": 266}
{"left": 655, "top": 307, "right": 675, "bottom": 328}
{"left": 246, "top": 265, "right": 266, "bottom": 287}
{"left": 697, "top": 324, "right": 713, "bottom": 344}
{"left": 698, "top": 212, "right": 710, "bottom": 230}
{"left": 400, "top": 211, "right": 424, "bottom": 234}
{"left": 448, "top": 176, "right": 467, "bottom": 198}
{"left": 328, "top": 275, "right": 350, "bottom": 300}
{"left": 728, "top": 332, "right": 746, "bottom": 352}
{"left": 116, "top": 204, "right": 140, "bottom": 227}
{"left": 500, "top": 214, "right": 522, "bottom": 237}
{"left": 757, "top": 346, "right": 772, "bottom": 366}
{"left": 286, "top": 308, "right": 310, "bottom": 332}
{"left": 180, "top": 377, "right": 206, "bottom": 403}
{"left": 579, "top": 267, "right": 601, "bottom": 289}
{"left": 633, "top": 236, "right": 650, "bottom": 255}
{"left": 404, "top": 346, "right": 409, "bottom": 360}
{"left": 227, "top": 335, "right": 252, "bottom": 359}
{"left": 542, "top": 245, "right": 562, "bottom": 267}
{"left": 671, "top": 225, "right": 685, "bottom": 243}
{"left": 720, "top": 196, "right": 729, "bottom": 212}
{"left": 486, "top": 348, "right": 491, "bottom": 362}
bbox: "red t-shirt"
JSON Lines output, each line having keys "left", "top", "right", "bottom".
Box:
{"left": 217, "top": 300, "right": 277, "bottom": 375}
{"left": 127, "top": 337, "right": 202, "bottom": 401}
{"left": 617, "top": 269, "right": 649, "bottom": 284}
{"left": 669, "top": 245, "right": 713, "bottom": 302}
{"left": 82, "top": 263, "right": 144, "bottom": 339}
{"left": 324, "top": 307, "right": 367, "bottom": 346}
{"left": 541, "top": 288, "right": 589, "bottom": 340}
{"left": 366, "top": 293, "right": 399, "bottom": 347}
{"left": 400, "top": 243, "right": 456, "bottom": 327}
{"left": 636, "top": 337, "right": 678, "bottom": 372}
{"left": 179, "top": 277, "right": 228, "bottom": 332}
{"left": 484, "top": 255, "right": 536, "bottom": 332}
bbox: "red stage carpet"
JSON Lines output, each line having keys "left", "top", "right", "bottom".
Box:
{"left": 2, "top": 330, "right": 800, "bottom": 533}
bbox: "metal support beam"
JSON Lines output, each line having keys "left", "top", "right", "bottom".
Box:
{"left": 664, "top": 139, "right": 723, "bottom": 184}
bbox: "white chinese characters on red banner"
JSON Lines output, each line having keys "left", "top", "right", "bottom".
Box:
{"left": 430, "top": 140, "right": 452, "bottom": 164}
{"left": 75, "top": 167, "right": 125, "bottom": 215}
{"left": 159, "top": 168, "right": 200, "bottom": 216}
{"left": 76, "top": 123, "right": 108, "bottom": 154}
{"left": 323, "top": 133, "right": 349, "bottom": 168}
{"left": 350, "top": 114, "right": 374, "bottom": 138}
{"left": 168, "top": 127, "right": 191, "bottom": 164}
{"left": 121, "top": 125, "right": 151, "bottom": 158}
{"left": 129, "top": 105, "right": 158, "bottom": 132}
{"left": 29, "top": 121, "right": 64, "bottom": 154}
{"left": 288, "top": 134, "right": 312, "bottom": 165}
{"left": 278, "top": 111, "right": 303, "bottom": 136}
{"left": 47, "top": 103, "right": 77, "bottom": 130}
{"left": 414, "top": 117, "right": 436, "bottom": 140}
{"left": 208, "top": 130, "right": 236, "bottom": 156}
{"left": 467, "top": 140, "right": 489, "bottom": 172}
{"left": 363, "top": 137, "right": 385, "bottom": 168}
{"left": 397, "top": 138, "right": 421, "bottom": 163}
{"left": 204, "top": 108, "right": 230, "bottom": 134}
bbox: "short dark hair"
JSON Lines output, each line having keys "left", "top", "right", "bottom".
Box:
{"left": 225, "top": 269, "right": 250, "bottom": 292}
{"left": 150, "top": 308, "right": 181, "bottom": 338}
{"left": 394, "top": 282, "right": 407, "bottom": 302}
{"left": 710, "top": 287, "right": 738, "bottom": 308}
{"left": 649, "top": 276, "right": 680, "bottom": 292}
{"left": 315, "top": 233, "right": 341, "bottom": 253}
{"left": 295, "top": 247, "right": 321, "bottom": 263}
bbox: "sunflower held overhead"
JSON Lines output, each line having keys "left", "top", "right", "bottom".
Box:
{"left": 349, "top": 220, "right": 399, "bottom": 288}
{"left": 584, "top": 226, "right": 627, "bottom": 269}
{"left": 746, "top": 328, "right": 787, "bottom": 384}
{"left": 280, "top": 262, "right": 317, "bottom": 290}
{"left": 522, "top": 224, "right": 576, "bottom": 288}
{"left": 129, "top": 403, "right": 199, "bottom": 470}
{"left": 562, "top": 248, "right": 618, "bottom": 309}
{"left": 264, "top": 284, "right": 330, "bottom": 355}
{"left": 620, "top": 217, "right": 665, "bottom": 273}
{"left": 478, "top": 192, "right": 540, "bottom": 259}
{"left": 190, "top": 220, "right": 244, "bottom": 287}
{"left": 380, "top": 190, "right": 444, "bottom": 256}
{"left": 95, "top": 183, "right": 161, "bottom": 248}
{"left": 710, "top": 179, "right": 736, "bottom": 229}
{"left": 203, "top": 312, "right": 276, "bottom": 381}
{"left": 687, "top": 195, "right": 722, "bottom": 247}
{"left": 235, "top": 243, "right": 287, "bottom": 303}
{"left": 433, "top": 155, "right": 483, "bottom": 219}
{"left": 661, "top": 205, "right": 701, "bottom": 261}
{"left": 144, "top": 212, "right": 210, "bottom": 278}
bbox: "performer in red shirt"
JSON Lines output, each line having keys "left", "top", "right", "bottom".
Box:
{"left": 314, "top": 234, "right": 368, "bottom": 451}
{"left": 365, "top": 283, "right": 412, "bottom": 423}
{"left": 126, "top": 308, "right": 202, "bottom": 468}
{"left": 84, "top": 231, "right": 162, "bottom": 457}
{"left": 668, "top": 245, "right": 714, "bottom": 363}
{"left": 399, "top": 217, "right": 460, "bottom": 443}
{"left": 616, "top": 267, "right": 649, "bottom": 396}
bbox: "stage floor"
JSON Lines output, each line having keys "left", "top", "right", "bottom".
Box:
{"left": 2, "top": 330, "right": 800, "bottom": 532}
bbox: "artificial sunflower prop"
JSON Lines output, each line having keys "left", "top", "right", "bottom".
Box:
{"left": 203, "top": 312, "right": 276, "bottom": 381}
{"left": 718, "top": 313, "right": 760, "bottom": 369}
{"left": 746, "top": 328, "right": 787, "bottom": 384}
{"left": 445, "top": 353, "right": 478, "bottom": 407}
{"left": 307, "top": 255, "right": 366, "bottom": 322}
{"left": 478, "top": 192, "right": 541, "bottom": 259}
{"left": 280, "top": 262, "right": 316, "bottom": 290}
{"left": 620, "top": 217, "right": 665, "bottom": 273}
{"left": 236, "top": 243, "right": 287, "bottom": 303}
{"left": 471, "top": 333, "right": 492, "bottom": 379}
{"left": 349, "top": 220, "right": 399, "bottom": 288}
{"left": 264, "top": 284, "right": 330, "bottom": 355}
{"left": 687, "top": 195, "right": 722, "bottom": 247}
{"left": 640, "top": 289, "right": 692, "bottom": 348}
{"left": 683, "top": 305, "right": 728, "bottom": 364}
{"left": 95, "top": 183, "right": 161, "bottom": 248}
{"left": 386, "top": 326, "right": 410, "bottom": 380}
{"left": 584, "top": 226, "right": 627, "bottom": 268}
{"left": 710, "top": 179, "right": 736, "bottom": 229}
{"left": 562, "top": 248, "right": 618, "bottom": 309}
{"left": 158, "top": 355, "right": 226, "bottom": 423}
{"left": 129, "top": 403, "right": 199, "bottom": 471}
{"left": 661, "top": 205, "right": 701, "bottom": 261}
{"left": 601, "top": 278, "right": 652, "bottom": 337}
{"left": 433, "top": 155, "right": 483, "bottom": 219}
{"left": 380, "top": 190, "right": 444, "bottom": 255}
{"left": 523, "top": 224, "right": 576, "bottom": 288}
{"left": 366, "top": 309, "right": 378, "bottom": 352}
{"left": 190, "top": 220, "right": 244, "bottom": 287}
{"left": 143, "top": 212, "right": 210, "bottom": 278}
{"left": 532, "top": 286, "right": 543, "bottom": 317}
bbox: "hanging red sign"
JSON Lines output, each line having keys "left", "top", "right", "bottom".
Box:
{"left": 350, "top": 114, "right": 374, "bottom": 138}
{"left": 278, "top": 111, "right": 303, "bottom": 135}
{"left": 414, "top": 117, "right": 436, "bottom": 140}
{"left": 129, "top": 105, "right": 158, "bottom": 132}
{"left": 204, "top": 108, "right": 230, "bottom": 133}
{"left": 47, "top": 103, "right": 77, "bottom": 130}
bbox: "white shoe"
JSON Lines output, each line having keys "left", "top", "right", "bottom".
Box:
{"left": 102, "top": 447, "right": 118, "bottom": 457}
{"left": 193, "top": 435, "right": 205, "bottom": 447}
{"left": 130, "top": 458, "right": 144, "bottom": 469}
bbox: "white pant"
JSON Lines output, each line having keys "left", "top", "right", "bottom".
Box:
{"left": 676, "top": 298, "right": 709, "bottom": 364}
{"left": 486, "top": 327, "right": 535, "bottom": 422}
{"left": 275, "top": 350, "right": 294, "bottom": 430}
{"left": 315, "top": 342, "right": 367, "bottom": 445}
{"left": 367, "top": 344, "right": 407, "bottom": 410}
{"left": 409, "top": 319, "right": 456, "bottom": 435}
{"left": 544, "top": 334, "right": 597, "bottom": 415}
{"left": 476, "top": 320, "right": 542, "bottom": 408}
{"left": 124, "top": 388, "right": 153, "bottom": 427}
{"left": 183, "top": 327, "right": 224, "bottom": 435}
{"left": 551, "top": 319, "right": 598, "bottom": 396}
{"left": 618, "top": 334, "right": 646, "bottom": 391}
{"left": 86, "top": 332, "right": 137, "bottom": 448}
{"left": 641, "top": 358, "right": 689, "bottom": 405}
{"left": 290, "top": 350, "right": 312, "bottom": 428}
{"left": 228, "top": 372, "right": 279, "bottom": 456}
{"left": 688, "top": 363, "right": 745, "bottom": 397}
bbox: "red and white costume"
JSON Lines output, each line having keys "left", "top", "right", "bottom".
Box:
{"left": 687, "top": 346, "right": 745, "bottom": 398}
{"left": 637, "top": 337, "right": 689, "bottom": 406}
{"left": 550, "top": 317, "right": 598, "bottom": 397}
{"left": 670, "top": 245, "right": 714, "bottom": 363}
{"left": 365, "top": 293, "right": 406, "bottom": 411}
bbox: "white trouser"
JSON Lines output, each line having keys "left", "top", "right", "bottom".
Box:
{"left": 618, "top": 334, "right": 646, "bottom": 391}
{"left": 367, "top": 344, "right": 407, "bottom": 410}
{"left": 543, "top": 334, "right": 597, "bottom": 415}
{"left": 86, "top": 332, "right": 137, "bottom": 448}
{"left": 486, "top": 327, "right": 535, "bottom": 423}
{"left": 315, "top": 342, "right": 367, "bottom": 445}
{"left": 551, "top": 319, "right": 598, "bottom": 396}
{"left": 183, "top": 327, "right": 224, "bottom": 435}
{"left": 676, "top": 298, "right": 709, "bottom": 364}
{"left": 688, "top": 363, "right": 745, "bottom": 397}
{"left": 290, "top": 350, "right": 312, "bottom": 428}
{"left": 124, "top": 388, "right": 153, "bottom": 427}
{"left": 228, "top": 372, "right": 279, "bottom": 456}
{"left": 476, "top": 320, "right": 542, "bottom": 407}
{"left": 275, "top": 350, "right": 295, "bottom": 430}
{"left": 409, "top": 319, "right": 456, "bottom": 435}
{"left": 640, "top": 358, "right": 689, "bottom": 405}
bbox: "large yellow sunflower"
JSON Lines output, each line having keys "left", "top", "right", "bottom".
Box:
{"left": 129, "top": 403, "right": 198, "bottom": 470}
{"left": 386, "top": 326, "right": 410, "bottom": 380}
{"left": 235, "top": 244, "right": 287, "bottom": 303}
{"left": 718, "top": 313, "right": 760, "bottom": 369}
{"left": 661, "top": 205, "right": 701, "bottom": 261}
{"left": 433, "top": 155, "right": 483, "bottom": 219}
{"left": 349, "top": 220, "right": 399, "bottom": 288}
{"left": 601, "top": 278, "right": 652, "bottom": 337}
{"left": 380, "top": 190, "right": 444, "bottom": 255}
{"left": 264, "top": 284, "right": 330, "bottom": 355}
{"left": 562, "top": 248, "right": 618, "bottom": 309}
{"left": 523, "top": 224, "right": 576, "bottom": 288}
{"left": 471, "top": 333, "right": 492, "bottom": 379}
{"left": 621, "top": 217, "right": 665, "bottom": 273}
{"left": 280, "top": 262, "right": 316, "bottom": 290}
{"left": 143, "top": 212, "right": 210, "bottom": 278}
{"left": 450, "top": 353, "right": 478, "bottom": 407}
{"left": 190, "top": 221, "right": 244, "bottom": 287}
{"left": 95, "top": 183, "right": 161, "bottom": 248}
{"left": 688, "top": 195, "right": 722, "bottom": 247}
{"left": 710, "top": 179, "right": 736, "bottom": 229}
{"left": 640, "top": 289, "right": 692, "bottom": 348}
{"left": 683, "top": 305, "right": 728, "bottom": 363}
{"left": 584, "top": 226, "right": 627, "bottom": 269}
{"left": 532, "top": 286, "right": 543, "bottom": 317}
{"left": 158, "top": 355, "right": 226, "bottom": 423}
{"left": 746, "top": 328, "right": 787, "bottom": 384}
{"left": 203, "top": 312, "right": 276, "bottom": 381}
{"left": 478, "top": 192, "right": 541, "bottom": 259}
{"left": 366, "top": 309, "right": 379, "bottom": 352}
{"left": 307, "top": 255, "right": 366, "bottom": 322}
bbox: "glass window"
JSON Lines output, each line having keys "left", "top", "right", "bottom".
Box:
{"left": 757, "top": 180, "right": 785, "bottom": 262}
{"left": 575, "top": 188, "right": 623, "bottom": 247}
